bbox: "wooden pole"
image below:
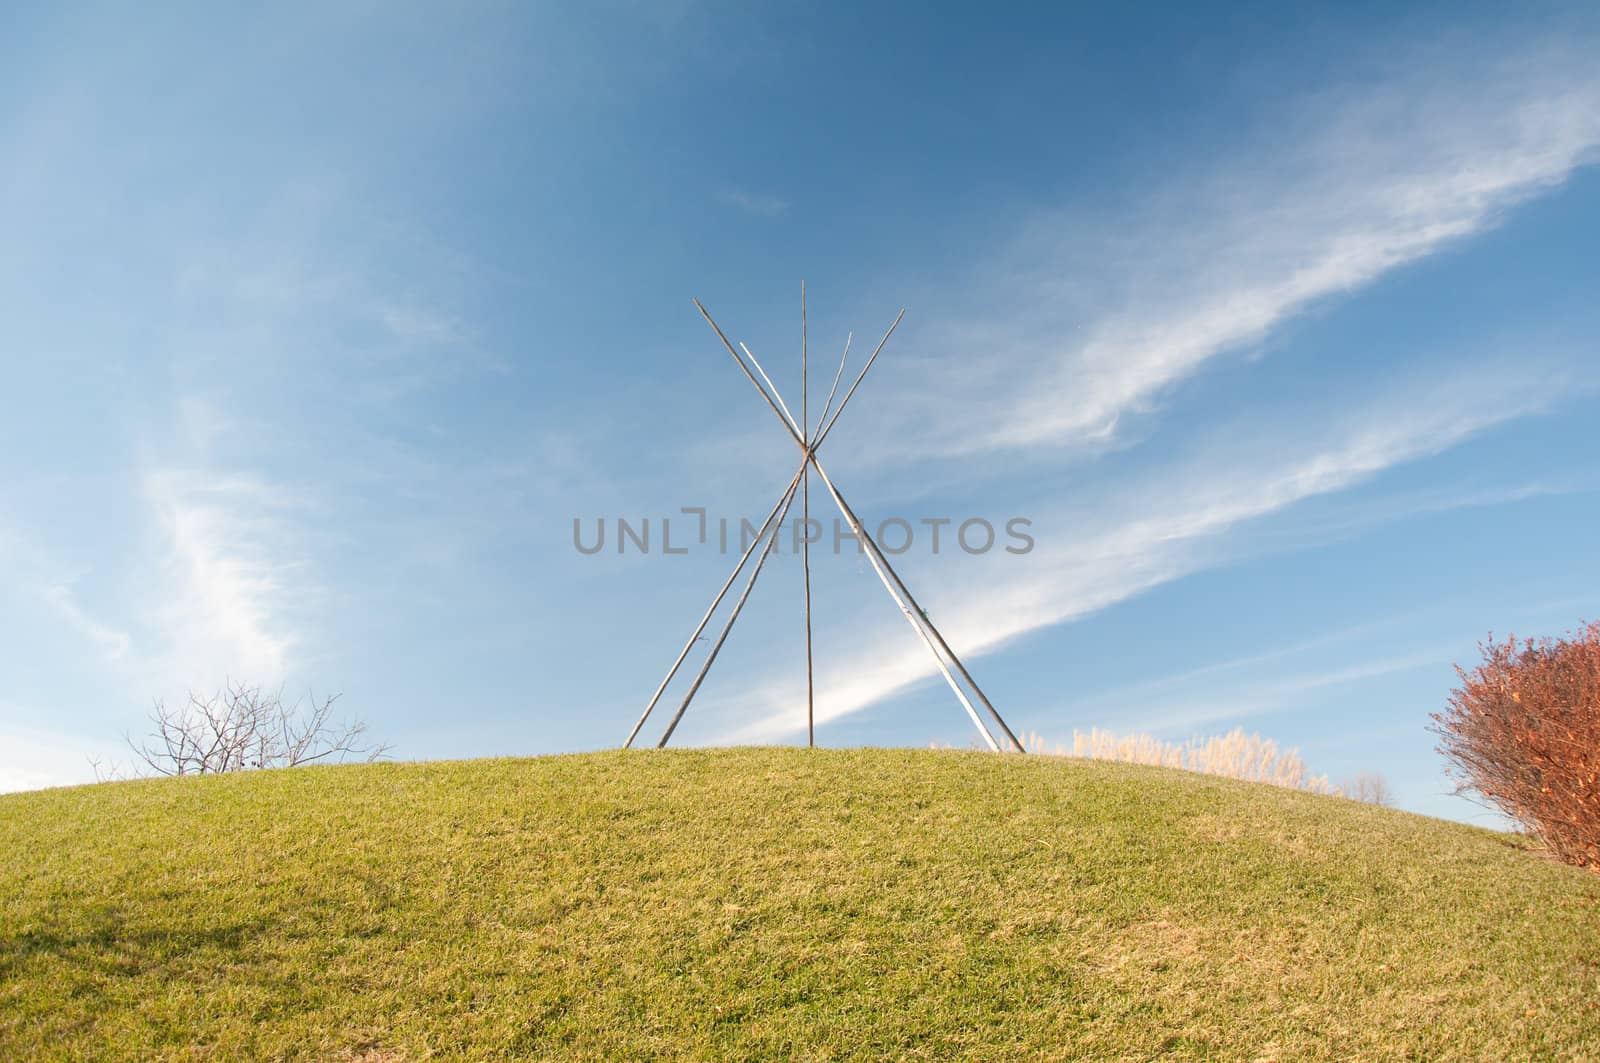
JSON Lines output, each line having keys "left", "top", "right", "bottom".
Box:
{"left": 812, "top": 309, "right": 904, "bottom": 451}
{"left": 740, "top": 341, "right": 803, "bottom": 441}
{"left": 801, "top": 281, "right": 815, "bottom": 748}
{"left": 624, "top": 460, "right": 806, "bottom": 747}
{"left": 813, "top": 457, "right": 1026, "bottom": 753}
{"left": 694, "top": 299, "right": 806, "bottom": 451}
{"left": 657, "top": 471, "right": 805, "bottom": 748}
{"left": 813, "top": 331, "right": 852, "bottom": 441}
{"left": 806, "top": 455, "right": 1000, "bottom": 751}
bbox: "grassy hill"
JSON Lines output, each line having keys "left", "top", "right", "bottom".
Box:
{"left": 3, "top": 748, "right": 1597, "bottom": 1061}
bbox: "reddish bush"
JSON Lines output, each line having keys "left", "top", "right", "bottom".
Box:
{"left": 1433, "top": 622, "right": 1600, "bottom": 868}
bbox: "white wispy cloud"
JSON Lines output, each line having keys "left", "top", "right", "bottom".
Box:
{"left": 375, "top": 303, "right": 464, "bottom": 346}
{"left": 42, "top": 585, "right": 133, "bottom": 663}
{"left": 140, "top": 451, "right": 312, "bottom": 689}
{"left": 1090, "top": 650, "right": 1449, "bottom": 736}
{"left": 0, "top": 723, "right": 118, "bottom": 793}
{"left": 718, "top": 187, "right": 790, "bottom": 217}
{"left": 0, "top": 516, "right": 135, "bottom": 668}
{"left": 687, "top": 38, "right": 1600, "bottom": 742}
{"left": 720, "top": 363, "right": 1576, "bottom": 744}
{"left": 137, "top": 398, "right": 312, "bottom": 688}
{"left": 894, "top": 40, "right": 1600, "bottom": 459}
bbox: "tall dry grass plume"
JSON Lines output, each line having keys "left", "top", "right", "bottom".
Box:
{"left": 1006, "top": 726, "right": 1341, "bottom": 795}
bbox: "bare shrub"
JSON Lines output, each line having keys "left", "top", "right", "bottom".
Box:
{"left": 1341, "top": 771, "right": 1393, "bottom": 806}
{"left": 1432, "top": 623, "right": 1600, "bottom": 869}
{"left": 126, "top": 681, "right": 389, "bottom": 776}
{"left": 87, "top": 755, "right": 132, "bottom": 783}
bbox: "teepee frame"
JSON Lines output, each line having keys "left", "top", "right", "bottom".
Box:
{"left": 624, "top": 284, "right": 1024, "bottom": 753}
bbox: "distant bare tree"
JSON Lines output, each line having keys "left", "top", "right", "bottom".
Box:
{"left": 126, "top": 682, "right": 389, "bottom": 776}
{"left": 87, "top": 755, "right": 131, "bottom": 783}
{"left": 1342, "top": 771, "right": 1393, "bottom": 806}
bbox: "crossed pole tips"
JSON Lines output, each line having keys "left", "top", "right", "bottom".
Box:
{"left": 623, "top": 284, "right": 1025, "bottom": 754}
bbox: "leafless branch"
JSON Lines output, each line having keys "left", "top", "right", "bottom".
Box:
{"left": 123, "top": 681, "right": 388, "bottom": 776}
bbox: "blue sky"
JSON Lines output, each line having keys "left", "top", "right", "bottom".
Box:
{"left": 3, "top": 3, "right": 1598, "bottom": 821}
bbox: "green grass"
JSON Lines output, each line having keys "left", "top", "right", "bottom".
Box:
{"left": 3, "top": 749, "right": 1598, "bottom": 1061}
